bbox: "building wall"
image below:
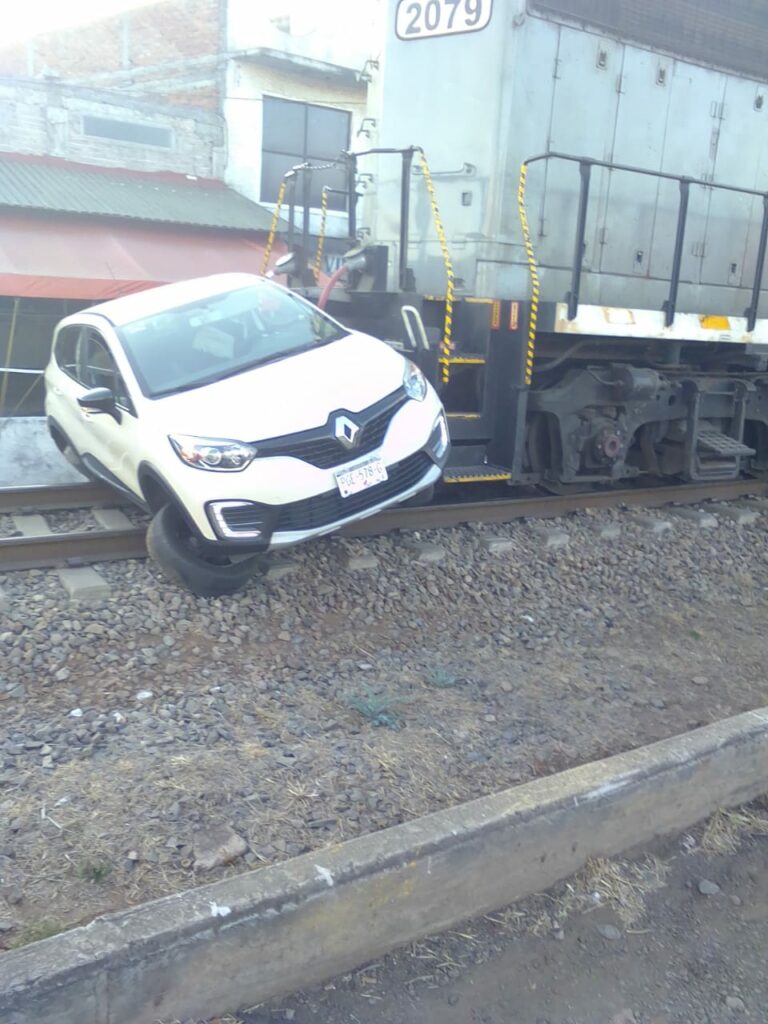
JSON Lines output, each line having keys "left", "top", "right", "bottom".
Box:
{"left": 0, "top": 77, "right": 225, "bottom": 177}
{"left": 225, "top": 59, "right": 368, "bottom": 239}
{"left": 227, "top": 0, "right": 380, "bottom": 74}
{"left": 0, "top": 0, "right": 225, "bottom": 111}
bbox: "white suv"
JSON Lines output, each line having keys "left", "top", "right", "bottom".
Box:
{"left": 44, "top": 273, "right": 449, "bottom": 595}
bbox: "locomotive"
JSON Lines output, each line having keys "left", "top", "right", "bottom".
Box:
{"left": 274, "top": 0, "right": 768, "bottom": 491}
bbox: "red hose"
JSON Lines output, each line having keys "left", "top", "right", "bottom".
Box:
{"left": 317, "top": 264, "right": 348, "bottom": 310}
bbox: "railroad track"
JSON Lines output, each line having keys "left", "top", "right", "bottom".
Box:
{"left": 1, "top": 477, "right": 767, "bottom": 572}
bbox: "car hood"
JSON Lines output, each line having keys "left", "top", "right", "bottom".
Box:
{"left": 150, "top": 331, "right": 407, "bottom": 441}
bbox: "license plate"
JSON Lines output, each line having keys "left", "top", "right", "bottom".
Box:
{"left": 335, "top": 456, "right": 388, "bottom": 498}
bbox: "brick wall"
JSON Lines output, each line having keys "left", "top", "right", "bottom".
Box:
{"left": 0, "top": 78, "right": 225, "bottom": 177}
{"left": 0, "top": 0, "right": 224, "bottom": 111}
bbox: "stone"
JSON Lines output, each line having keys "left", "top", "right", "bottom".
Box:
{"left": 84, "top": 623, "right": 108, "bottom": 636}
{"left": 266, "top": 561, "right": 301, "bottom": 581}
{"left": 2, "top": 883, "right": 23, "bottom": 905}
{"left": 0, "top": 587, "right": 7, "bottom": 612}
{"left": 93, "top": 507, "right": 134, "bottom": 531}
{"left": 669, "top": 507, "right": 718, "bottom": 529}
{"left": 58, "top": 567, "right": 110, "bottom": 604}
{"left": 730, "top": 894, "right": 742, "bottom": 906}
{"left": 343, "top": 552, "right": 379, "bottom": 571}
{"left": 193, "top": 825, "right": 248, "bottom": 871}
{"left": 609, "top": 1012, "right": 637, "bottom": 1024}
{"left": 590, "top": 522, "right": 622, "bottom": 540}
{"left": 725, "top": 996, "right": 746, "bottom": 1013}
{"left": 710, "top": 504, "right": 760, "bottom": 526}
{"left": 629, "top": 514, "right": 672, "bottom": 534}
{"left": 596, "top": 924, "right": 622, "bottom": 940}
{"left": 406, "top": 541, "right": 446, "bottom": 564}
{"left": 530, "top": 526, "right": 570, "bottom": 549}
{"left": 482, "top": 536, "right": 514, "bottom": 554}
{"left": 691, "top": 676, "right": 708, "bottom": 687}
{"left": 0, "top": 916, "right": 15, "bottom": 932}
{"left": 698, "top": 879, "right": 721, "bottom": 896}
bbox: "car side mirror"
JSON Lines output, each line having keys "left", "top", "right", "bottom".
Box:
{"left": 78, "top": 387, "right": 120, "bottom": 421}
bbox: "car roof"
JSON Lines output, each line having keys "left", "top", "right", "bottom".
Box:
{"left": 81, "top": 273, "right": 267, "bottom": 327}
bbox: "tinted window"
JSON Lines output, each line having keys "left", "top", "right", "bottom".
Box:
{"left": 261, "top": 96, "right": 351, "bottom": 211}
{"left": 117, "top": 283, "right": 349, "bottom": 399}
{"left": 82, "top": 116, "right": 172, "bottom": 148}
{"left": 307, "top": 105, "right": 353, "bottom": 161}
{"left": 81, "top": 331, "right": 136, "bottom": 415}
{"left": 55, "top": 325, "right": 84, "bottom": 381}
{"left": 81, "top": 331, "right": 119, "bottom": 392}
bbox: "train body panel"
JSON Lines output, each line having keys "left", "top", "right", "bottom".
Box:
{"left": 283, "top": 2, "right": 768, "bottom": 491}
{"left": 364, "top": 0, "right": 768, "bottom": 318}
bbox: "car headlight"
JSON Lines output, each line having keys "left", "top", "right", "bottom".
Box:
{"left": 403, "top": 360, "right": 427, "bottom": 401}
{"left": 169, "top": 434, "right": 258, "bottom": 471}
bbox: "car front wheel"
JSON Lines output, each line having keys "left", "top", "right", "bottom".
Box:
{"left": 145, "top": 503, "right": 264, "bottom": 597}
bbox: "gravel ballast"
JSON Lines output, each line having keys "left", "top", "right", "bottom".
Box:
{"left": 1, "top": 503, "right": 767, "bottom": 946}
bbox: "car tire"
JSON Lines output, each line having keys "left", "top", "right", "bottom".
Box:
{"left": 146, "top": 503, "right": 265, "bottom": 597}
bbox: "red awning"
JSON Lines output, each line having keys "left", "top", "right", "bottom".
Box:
{"left": 0, "top": 211, "right": 283, "bottom": 300}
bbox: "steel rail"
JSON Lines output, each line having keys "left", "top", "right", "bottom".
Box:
{"left": 0, "top": 482, "right": 114, "bottom": 513}
{"left": 1, "top": 478, "right": 766, "bottom": 572}
{"left": 0, "top": 528, "right": 146, "bottom": 570}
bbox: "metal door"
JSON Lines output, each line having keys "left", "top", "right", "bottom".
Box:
{"left": 538, "top": 25, "right": 622, "bottom": 302}
{"left": 597, "top": 48, "right": 669, "bottom": 308}
{"left": 702, "top": 75, "right": 768, "bottom": 306}
{"left": 650, "top": 61, "right": 725, "bottom": 291}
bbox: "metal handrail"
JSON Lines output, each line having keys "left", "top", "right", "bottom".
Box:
{"left": 524, "top": 152, "right": 768, "bottom": 331}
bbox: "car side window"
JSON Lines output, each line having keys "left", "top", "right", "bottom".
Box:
{"left": 83, "top": 330, "right": 137, "bottom": 417}
{"left": 54, "top": 325, "right": 85, "bottom": 381}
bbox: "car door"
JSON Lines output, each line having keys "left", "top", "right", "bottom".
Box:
{"left": 47, "top": 324, "right": 94, "bottom": 458}
{"left": 73, "top": 328, "right": 143, "bottom": 497}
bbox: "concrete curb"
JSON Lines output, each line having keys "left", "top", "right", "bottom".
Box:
{"left": 2, "top": 708, "right": 768, "bottom": 1024}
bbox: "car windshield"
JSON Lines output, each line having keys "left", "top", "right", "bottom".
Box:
{"left": 116, "top": 283, "right": 349, "bottom": 398}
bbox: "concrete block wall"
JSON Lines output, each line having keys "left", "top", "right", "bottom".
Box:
{"left": 0, "top": 78, "right": 225, "bottom": 177}
{"left": 0, "top": 0, "right": 224, "bottom": 111}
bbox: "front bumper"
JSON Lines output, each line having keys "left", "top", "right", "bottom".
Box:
{"left": 173, "top": 394, "right": 448, "bottom": 550}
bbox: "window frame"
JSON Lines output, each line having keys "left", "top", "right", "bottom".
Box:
{"left": 84, "top": 329, "right": 137, "bottom": 417}
{"left": 260, "top": 96, "right": 352, "bottom": 211}
{"left": 55, "top": 323, "right": 137, "bottom": 417}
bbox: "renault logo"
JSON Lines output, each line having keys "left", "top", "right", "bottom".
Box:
{"left": 334, "top": 414, "right": 360, "bottom": 449}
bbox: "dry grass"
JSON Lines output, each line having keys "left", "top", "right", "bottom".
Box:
{"left": 699, "top": 806, "right": 768, "bottom": 856}
{"left": 516, "top": 854, "right": 670, "bottom": 937}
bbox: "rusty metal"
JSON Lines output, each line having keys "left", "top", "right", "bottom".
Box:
{"left": 341, "top": 478, "right": 768, "bottom": 536}
{"left": 0, "top": 482, "right": 114, "bottom": 513}
{"left": 0, "top": 528, "right": 146, "bottom": 571}
{"left": 0, "top": 478, "right": 766, "bottom": 571}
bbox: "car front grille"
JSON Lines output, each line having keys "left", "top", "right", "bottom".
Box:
{"left": 253, "top": 388, "right": 409, "bottom": 469}
{"left": 218, "top": 503, "right": 266, "bottom": 534}
{"left": 275, "top": 452, "right": 433, "bottom": 532}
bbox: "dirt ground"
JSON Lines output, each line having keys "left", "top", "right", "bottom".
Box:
{"left": 2, "top": 503, "right": 768, "bottom": 944}
{"left": 250, "top": 809, "right": 768, "bottom": 1024}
